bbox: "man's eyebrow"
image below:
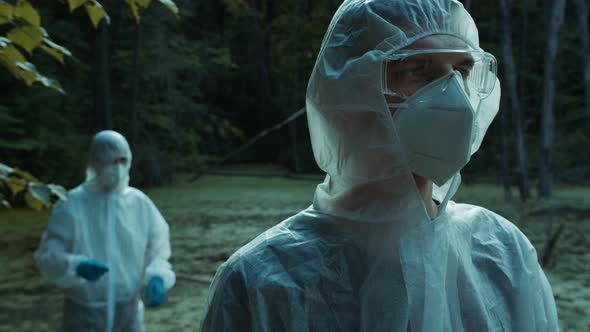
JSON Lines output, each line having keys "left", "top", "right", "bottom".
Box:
{"left": 456, "top": 57, "right": 475, "bottom": 67}
{"left": 391, "top": 56, "right": 432, "bottom": 66}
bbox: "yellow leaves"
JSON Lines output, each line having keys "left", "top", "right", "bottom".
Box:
{"left": 0, "top": 24, "right": 69, "bottom": 92}
{"left": 5, "top": 177, "right": 26, "bottom": 196}
{"left": 0, "top": 45, "right": 64, "bottom": 92}
{"left": 15, "top": 62, "right": 41, "bottom": 86}
{"left": 0, "top": 44, "right": 57, "bottom": 90}
{"left": 0, "top": 43, "right": 25, "bottom": 63}
{"left": 157, "top": 0, "right": 179, "bottom": 17}
{"left": 24, "top": 181, "right": 69, "bottom": 210}
{"left": 34, "top": 73, "right": 64, "bottom": 93}
{"left": 0, "top": 163, "right": 13, "bottom": 179}
{"left": 0, "top": 163, "right": 67, "bottom": 210}
{"left": 24, "top": 190, "right": 44, "bottom": 211}
{"left": 77, "top": 0, "right": 178, "bottom": 27}
{"left": 127, "top": 0, "right": 152, "bottom": 23}
{"left": 0, "top": 37, "right": 10, "bottom": 47}
{"left": 128, "top": 0, "right": 180, "bottom": 24}
{"left": 85, "top": 0, "right": 110, "bottom": 28}
{"left": 12, "top": 167, "right": 40, "bottom": 183}
{"left": 15, "top": 0, "right": 40, "bottom": 27}
{"left": 67, "top": 0, "right": 110, "bottom": 28}
{"left": 0, "top": 43, "right": 43, "bottom": 86}
{"left": 0, "top": 0, "right": 41, "bottom": 26}
{"left": 0, "top": 0, "right": 71, "bottom": 93}
{"left": 67, "top": 0, "right": 87, "bottom": 12}
{"left": 0, "top": 2, "right": 14, "bottom": 24}
{"left": 41, "top": 43, "right": 67, "bottom": 64}
{"left": 15, "top": 61, "right": 65, "bottom": 93}
{"left": 0, "top": 44, "right": 26, "bottom": 75}
{"left": 6, "top": 25, "right": 42, "bottom": 54}
{"left": 127, "top": 0, "right": 139, "bottom": 23}
{"left": 25, "top": 182, "right": 68, "bottom": 211}
{"left": 41, "top": 31, "right": 72, "bottom": 64}
{"left": 0, "top": 0, "right": 181, "bottom": 94}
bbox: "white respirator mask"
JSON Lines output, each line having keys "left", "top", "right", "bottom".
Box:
{"left": 388, "top": 71, "right": 477, "bottom": 186}
{"left": 97, "top": 164, "right": 127, "bottom": 191}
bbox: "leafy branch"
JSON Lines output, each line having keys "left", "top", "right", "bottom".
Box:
{"left": 0, "top": 162, "right": 67, "bottom": 210}
{"left": 0, "top": 0, "right": 178, "bottom": 93}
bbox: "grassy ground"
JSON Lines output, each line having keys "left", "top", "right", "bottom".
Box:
{"left": 0, "top": 174, "right": 588, "bottom": 331}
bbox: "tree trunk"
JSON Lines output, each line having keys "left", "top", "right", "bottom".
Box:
{"left": 500, "top": 94, "right": 512, "bottom": 201}
{"left": 573, "top": 0, "right": 590, "bottom": 128}
{"left": 251, "top": 0, "right": 272, "bottom": 110}
{"left": 538, "top": 0, "right": 566, "bottom": 197}
{"left": 130, "top": 23, "right": 142, "bottom": 148}
{"left": 93, "top": 20, "right": 112, "bottom": 133}
{"left": 519, "top": 0, "right": 529, "bottom": 107}
{"left": 498, "top": 0, "right": 530, "bottom": 201}
{"left": 286, "top": 0, "right": 310, "bottom": 174}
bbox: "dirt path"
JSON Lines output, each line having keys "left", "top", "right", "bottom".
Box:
{"left": 0, "top": 176, "right": 588, "bottom": 331}
{"left": 0, "top": 175, "right": 314, "bottom": 331}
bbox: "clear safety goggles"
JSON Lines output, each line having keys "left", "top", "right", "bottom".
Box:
{"left": 382, "top": 49, "right": 497, "bottom": 99}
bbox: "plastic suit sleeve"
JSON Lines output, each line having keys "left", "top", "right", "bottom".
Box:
{"left": 34, "top": 200, "right": 88, "bottom": 289}
{"left": 537, "top": 266, "right": 559, "bottom": 331}
{"left": 522, "top": 235, "right": 559, "bottom": 331}
{"left": 144, "top": 198, "right": 176, "bottom": 290}
{"left": 200, "top": 261, "right": 252, "bottom": 332}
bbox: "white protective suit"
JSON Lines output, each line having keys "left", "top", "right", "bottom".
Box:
{"left": 34, "top": 131, "right": 175, "bottom": 332}
{"left": 200, "top": 1, "right": 558, "bottom": 331}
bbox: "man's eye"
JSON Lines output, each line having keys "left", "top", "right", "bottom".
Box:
{"left": 113, "top": 158, "right": 127, "bottom": 165}
{"left": 396, "top": 65, "right": 429, "bottom": 78}
{"left": 457, "top": 68, "right": 470, "bottom": 79}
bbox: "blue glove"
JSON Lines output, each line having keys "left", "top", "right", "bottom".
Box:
{"left": 145, "top": 276, "right": 166, "bottom": 308}
{"left": 76, "top": 259, "right": 109, "bottom": 282}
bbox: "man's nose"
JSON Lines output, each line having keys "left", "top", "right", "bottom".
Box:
{"left": 430, "top": 62, "right": 455, "bottom": 78}
{"left": 430, "top": 64, "right": 470, "bottom": 95}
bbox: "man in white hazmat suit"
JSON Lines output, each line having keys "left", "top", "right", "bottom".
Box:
{"left": 34, "top": 130, "right": 175, "bottom": 332}
{"left": 201, "top": 1, "right": 558, "bottom": 331}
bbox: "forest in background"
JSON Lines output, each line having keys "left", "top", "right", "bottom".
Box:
{"left": 1, "top": 0, "right": 589, "bottom": 200}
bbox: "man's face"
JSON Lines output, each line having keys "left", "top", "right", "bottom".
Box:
{"left": 384, "top": 34, "right": 475, "bottom": 115}
{"left": 90, "top": 156, "right": 129, "bottom": 173}
{"left": 112, "top": 157, "right": 128, "bottom": 166}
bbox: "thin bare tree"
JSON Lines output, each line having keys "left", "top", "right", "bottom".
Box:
{"left": 500, "top": 95, "right": 512, "bottom": 201}
{"left": 251, "top": 0, "right": 273, "bottom": 111}
{"left": 519, "top": 0, "right": 529, "bottom": 107}
{"left": 573, "top": 0, "right": 590, "bottom": 127}
{"left": 130, "top": 23, "right": 142, "bottom": 148}
{"left": 499, "top": 0, "right": 530, "bottom": 201}
{"left": 538, "top": 0, "right": 566, "bottom": 197}
{"left": 93, "top": 21, "right": 112, "bottom": 132}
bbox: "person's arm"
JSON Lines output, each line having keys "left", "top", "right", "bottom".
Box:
{"left": 144, "top": 198, "right": 175, "bottom": 290}
{"left": 535, "top": 265, "right": 559, "bottom": 331}
{"left": 519, "top": 234, "right": 559, "bottom": 331}
{"left": 477, "top": 209, "right": 559, "bottom": 331}
{"left": 200, "top": 262, "right": 252, "bottom": 332}
{"left": 493, "top": 212, "right": 559, "bottom": 332}
{"left": 33, "top": 200, "right": 88, "bottom": 289}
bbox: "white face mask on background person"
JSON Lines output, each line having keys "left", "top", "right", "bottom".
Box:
{"left": 389, "top": 71, "right": 476, "bottom": 186}
{"left": 97, "top": 164, "right": 127, "bottom": 191}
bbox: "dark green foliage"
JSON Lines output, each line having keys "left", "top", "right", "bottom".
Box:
{"left": 1, "top": 0, "right": 589, "bottom": 187}
{"left": 463, "top": 0, "right": 590, "bottom": 185}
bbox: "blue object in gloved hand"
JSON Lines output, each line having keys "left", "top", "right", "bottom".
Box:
{"left": 145, "top": 276, "right": 166, "bottom": 308}
{"left": 76, "top": 259, "right": 109, "bottom": 282}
